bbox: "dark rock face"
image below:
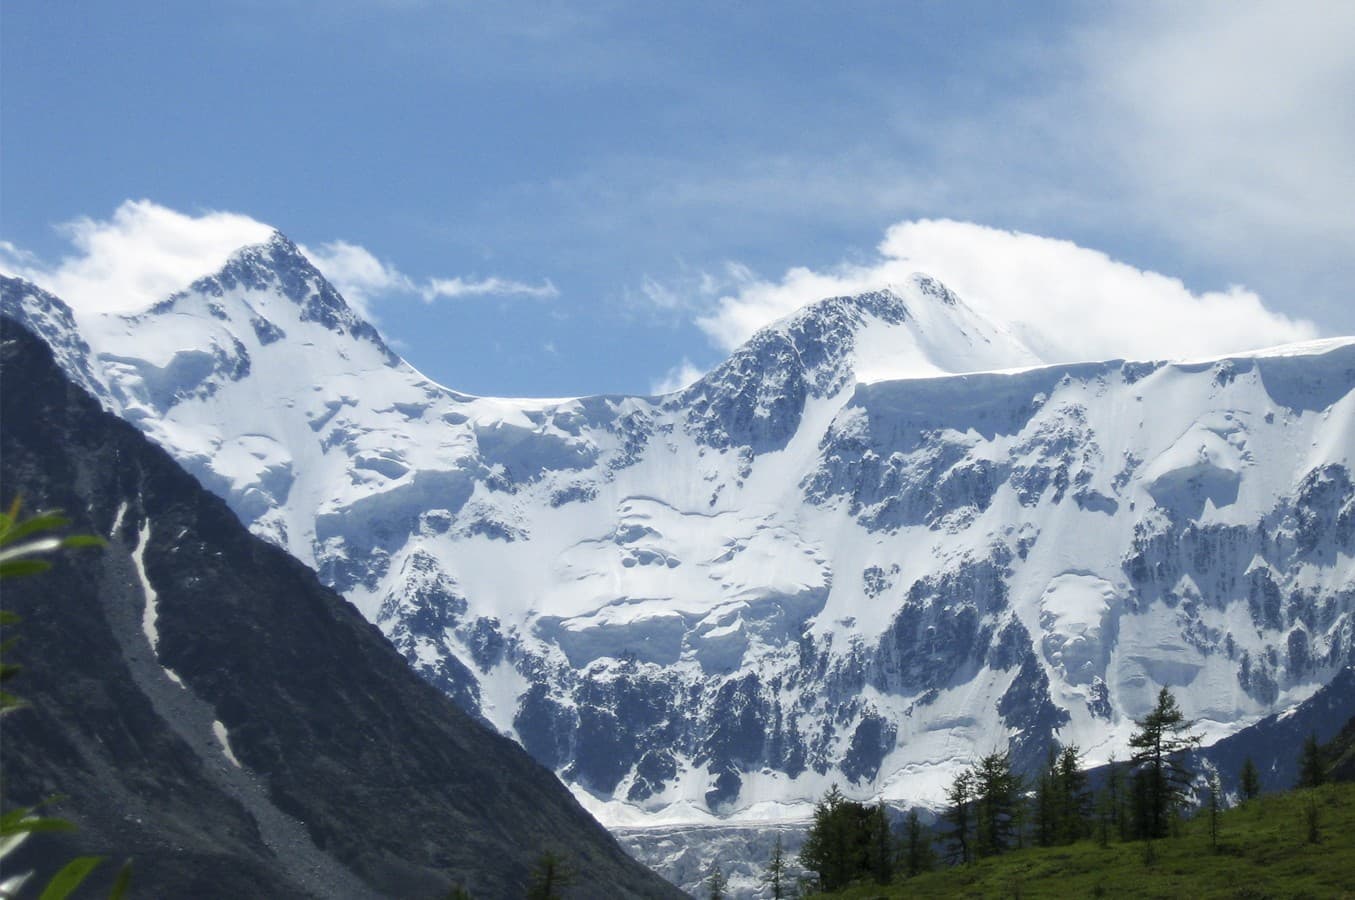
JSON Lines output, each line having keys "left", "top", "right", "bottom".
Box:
{"left": 871, "top": 548, "right": 1010, "bottom": 694}
{"left": 679, "top": 290, "right": 910, "bottom": 454}
{"left": 0, "top": 319, "right": 681, "bottom": 899}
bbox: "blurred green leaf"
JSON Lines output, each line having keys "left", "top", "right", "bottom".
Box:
{"left": 108, "top": 861, "right": 133, "bottom": 900}
{"left": 0, "top": 814, "right": 76, "bottom": 837}
{"left": 37, "top": 855, "right": 105, "bottom": 900}
{"left": 0, "top": 559, "right": 52, "bottom": 578}
{"left": 1, "top": 514, "right": 71, "bottom": 546}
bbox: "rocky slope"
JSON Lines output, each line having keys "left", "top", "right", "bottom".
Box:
{"left": 4, "top": 233, "right": 1353, "bottom": 845}
{"left": 0, "top": 318, "right": 682, "bottom": 899}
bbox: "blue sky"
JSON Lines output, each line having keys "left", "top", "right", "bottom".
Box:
{"left": 3, "top": 2, "right": 1352, "bottom": 396}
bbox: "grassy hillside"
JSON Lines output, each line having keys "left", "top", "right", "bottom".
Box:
{"left": 818, "top": 782, "right": 1355, "bottom": 899}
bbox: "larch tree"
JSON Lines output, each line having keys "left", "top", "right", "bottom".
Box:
{"left": 1297, "top": 732, "right": 1326, "bottom": 789}
{"left": 973, "top": 750, "right": 1022, "bottom": 857}
{"left": 525, "top": 851, "right": 575, "bottom": 900}
{"left": 706, "top": 863, "right": 726, "bottom": 900}
{"left": 762, "top": 834, "right": 787, "bottom": 899}
{"left": 943, "top": 768, "right": 974, "bottom": 865}
{"left": 902, "top": 809, "right": 935, "bottom": 877}
{"left": 1056, "top": 744, "right": 1090, "bottom": 844}
{"left": 1239, "top": 756, "right": 1261, "bottom": 801}
{"left": 1128, "top": 687, "right": 1201, "bottom": 839}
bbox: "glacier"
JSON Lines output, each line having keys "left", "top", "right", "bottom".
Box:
{"left": 4, "top": 232, "right": 1354, "bottom": 891}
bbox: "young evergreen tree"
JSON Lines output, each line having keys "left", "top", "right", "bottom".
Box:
{"left": 1206, "top": 770, "right": 1223, "bottom": 853}
{"left": 706, "top": 863, "right": 726, "bottom": 900}
{"left": 762, "top": 834, "right": 788, "bottom": 899}
{"left": 1094, "top": 783, "right": 1113, "bottom": 849}
{"left": 525, "top": 851, "right": 575, "bottom": 900}
{"left": 943, "top": 768, "right": 974, "bottom": 865}
{"left": 973, "top": 750, "right": 1022, "bottom": 857}
{"left": 1297, "top": 731, "right": 1326, "bottom": 789}
{"left": 1239, "top": 757, "right": 1261, "bottom": 801}
{"left": 1034, "top": 746, "right": 1059, "bottom": 848}
{"left": 1128, "top": 687, "right": 1201, "bottom": 838}
{"left": 1305, "top": 790, "right": 1321, "bottom": 844}
{"left": 1056, "top": 744, "right": 1091, "bottom": 844}
{"left": 869, "top": 801, "right": 894, "bottom": 885}
{"left": 902, "top": 810, "right": 935, "bottom": 877}
{"left": 1103, "top": 753, "right": 1128, "bottom": 842}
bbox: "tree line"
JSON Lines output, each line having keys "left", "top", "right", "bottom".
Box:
{"left": 784, "top": 686, "right": 1338, "bottom": 896}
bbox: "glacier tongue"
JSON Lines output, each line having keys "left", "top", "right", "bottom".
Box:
{"left": 4, "top": 240, "right": 1355, "bottom": 842}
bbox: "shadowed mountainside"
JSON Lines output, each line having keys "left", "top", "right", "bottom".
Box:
{"left": 0, "top": 317, "right": 682, "bottom": 899}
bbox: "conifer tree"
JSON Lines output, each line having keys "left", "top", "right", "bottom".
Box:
{"left": 799, "top": 784, "right": 847, "bottom": 890}
{"left": 902, "top": 809, "right": 935, "bottom": 877}
{"left": 525, "top": 851, "right": 575, "bottom": 900}
{"left": 762, "top": 834, "right": 788, "bottom": 899}
{"left": 1239, "top": 756, "right": 1261, "bottom": 801}
{"left": 706, "top": 863, "right": 726, "bottom": 900}
{"left": 1034, "top": 747, "right": 1059, "bottom": 847}
{"left": 1128, "top": 687, "right": 1201, "bottom": 838}
{"left": 798, "top": 784, "right": 873, "bottom": 890}
{"left": 1103, "top": 753, "right": 1128, "bottom": 842}
{"left": 1297, "top": 731, "right": 1326, "bottom": 789}
{"left": 869, "top": 801, "right": 894, "bottom": 885}
{"left": 973, "top": 750, "right": 1021, "bottom": 857}
{"left": 1305, "top": 789, "right": 1321, "bottom": 844}
{"left": 1056, "top": 744, "right": 1090, "bottom": 844}
{"left": 1206, "top": 770, "right": 1223, "bottom": 853}
{"left": 1094, "top": 783, "right": 1113, "bottom": 849}
{"left": 943, "top": 768, "right": 974, "bottom": 864}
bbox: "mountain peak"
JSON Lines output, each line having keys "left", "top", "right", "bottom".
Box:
{"left": 678, "top": 275, "right": 1041, "bottom": 451}
{"left": 149, "top": 231, "right": 397, "bottom": 362}
{"left": 711, "top": 273, "right": 1036, "bottom": 390}
{"left": 785, "top": 274, "right": 957, "bottom": 328}
{"left": 178, "top": 229, "right": 319, "bottom": 305}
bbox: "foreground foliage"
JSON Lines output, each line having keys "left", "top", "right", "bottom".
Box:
{"left": 815, "top": 781, "right": 1355, "bottom": 899}
{"left": 0, "top": 499, "right": 124, "bottom": 899}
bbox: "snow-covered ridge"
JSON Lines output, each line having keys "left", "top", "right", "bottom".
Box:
{"left": 3, "top": 235, "right": 1353, "bottom": 842}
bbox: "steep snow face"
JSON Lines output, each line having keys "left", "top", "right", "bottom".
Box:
{"left": 5, "top": 243, "right": 1354, "bottom": 833}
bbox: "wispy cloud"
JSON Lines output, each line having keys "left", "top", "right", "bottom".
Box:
{"left": 1, "top": 200, "right": 558, "bottom": 322}
{"left": 420, "top": 276, "right": 557, "bottom": 302}
{"left": 695, "top": 219, "right": 1318, "bottom": 364}
{"left": 299, "top": 239, "right": 410, "bottom": 320}
{"left": 649, "top": 357, "right": 705, "bottom": 395}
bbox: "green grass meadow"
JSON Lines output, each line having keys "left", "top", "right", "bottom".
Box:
{"left": 817, "top": 782, "right": 1355, "bottom": 899}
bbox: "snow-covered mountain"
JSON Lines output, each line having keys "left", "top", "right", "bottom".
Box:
{"left": 5, "top": 232, "right": 1353, "bottom": 843}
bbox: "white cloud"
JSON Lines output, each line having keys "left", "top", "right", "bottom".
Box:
{"left": 0, "top": 200, "right": 272, "bottom": 315}
{"left": 298, "top": 239, "right": 412, "bottom": 321}
{"left": 0, "top": 200, "right": 559, "bottom": 322}
{"left": 420, "top": 276, "right": 557, "bottom": 302}
{"left": 697, "top": 219, "right": 1319, "bottom": 364}
{"left": 649, "top": 357, "right": 705, "bottom": 395}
